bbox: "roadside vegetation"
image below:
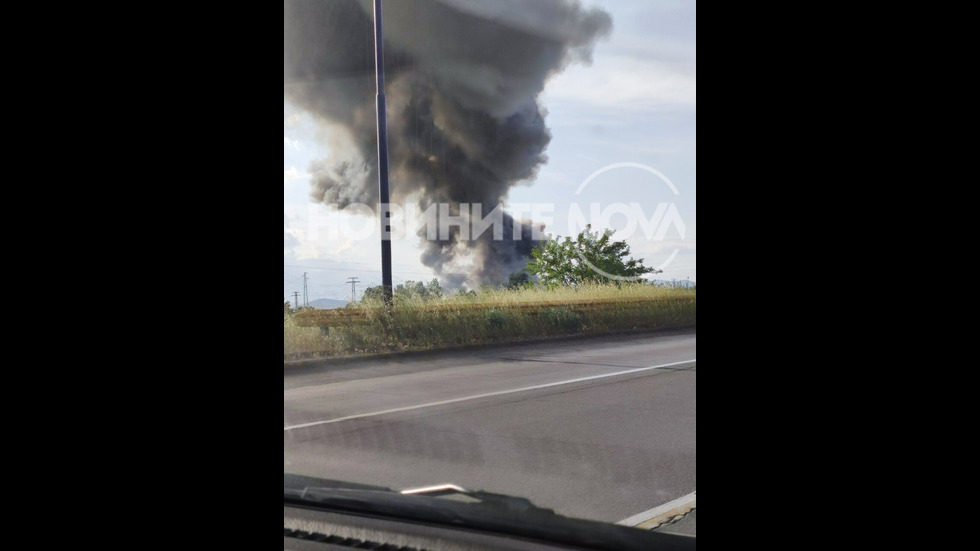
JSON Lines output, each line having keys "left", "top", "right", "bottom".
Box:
{"left": 284, "top": 227, "right": 696, "bottom": 360}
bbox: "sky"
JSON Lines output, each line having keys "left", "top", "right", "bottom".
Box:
{"left": 285, "top": 0, "right": 696, "bottom": 303}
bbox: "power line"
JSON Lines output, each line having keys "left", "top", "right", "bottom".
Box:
{"left": 284, "top": 264, "right": 469, "bottom": 277}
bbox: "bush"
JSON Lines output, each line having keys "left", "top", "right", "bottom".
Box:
{"left": 285, "top": 284, "right": 696, "bottom": 360}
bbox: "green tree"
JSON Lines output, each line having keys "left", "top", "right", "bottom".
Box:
{"left": 362, "top": 278, "right": 445, "bottom": 304}
{"left": 525, "top": 225, "right": 660, "bottom": 287}
{"left": 361, "top": 286, "right": 386, "bottom": 303}
{"left": 508, "top": 272, "right": 531, "bottom": 289}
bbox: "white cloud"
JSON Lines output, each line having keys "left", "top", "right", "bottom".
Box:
{"left": 282, "top": 204, "right": 376, "bottom": 261}
{"left": 544, "top": 55, "right": 696, "bottom": 111}
{"left": 284, "top": 166, "right": 308, "bottom": 188}
{"left": 284, "top": 136, "right": 303, "bottom": 150}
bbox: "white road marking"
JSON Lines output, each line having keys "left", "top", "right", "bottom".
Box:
{"left": 284, "top": 359, "right": 695, "bottom": 433}
{"left": 617, "top": 492, "right": 698, "bottom": 528}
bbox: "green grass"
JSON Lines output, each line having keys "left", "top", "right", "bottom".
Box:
{"left": 284, "top": 284, "right": 696, "bottom": 360}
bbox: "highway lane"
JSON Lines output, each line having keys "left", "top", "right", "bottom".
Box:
{"left": 283, "top": 330, "right": 696, "bottom": 529}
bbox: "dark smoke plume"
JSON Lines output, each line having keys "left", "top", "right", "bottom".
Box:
{"left": 284, "top": 0, "right": 612, "bottom": 286}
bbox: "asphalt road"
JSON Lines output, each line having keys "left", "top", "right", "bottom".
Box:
{"left": 284, "top": 330, "right": 696, "bottom": 531}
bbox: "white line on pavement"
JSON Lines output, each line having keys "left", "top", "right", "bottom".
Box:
{"left": 617, "top": 492, "right": 698, "bottom": 528}
{"left": 284, "top": 359, "right": 696, "bottom": 433}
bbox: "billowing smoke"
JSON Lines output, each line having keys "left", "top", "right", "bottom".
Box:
{"left": 284, "top": 0, "right": 612, "bottom": 286}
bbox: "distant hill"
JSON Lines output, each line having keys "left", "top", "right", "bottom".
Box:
{"left": 309, "top": 298, "right": 350, "bottom": 310}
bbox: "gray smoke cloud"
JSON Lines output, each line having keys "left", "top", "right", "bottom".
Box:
{"left": 284, "top": 0, "right": 612, "bottom": 286}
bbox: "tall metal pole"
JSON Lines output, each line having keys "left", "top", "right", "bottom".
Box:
{"left": 303, "top": 272, "right": 309, "bottom": 308}
{"left": 374, "top": 0, "right": 394, "bottom": 309}
{"left": 346, "top": 277, "right": 360, "bottom": 304}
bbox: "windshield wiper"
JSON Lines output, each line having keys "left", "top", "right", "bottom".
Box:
{"left": 284, "top": 475, "right": 695, "bottom": 551}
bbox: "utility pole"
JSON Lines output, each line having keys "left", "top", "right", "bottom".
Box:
{"left": 293, "top": 292, "right": 300, "bottom": 310}
{"left": 373, "top": 0, "right": 394, "bottom": 309}
{"left": 303, "top": 272, "right": 310, "bottom": 308}
{"left": 346, "top": 277, "right": 361, "bottom": 303}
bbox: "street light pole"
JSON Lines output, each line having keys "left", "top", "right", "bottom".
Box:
{"left": 374, "top": 0, "right": 394, "bottom": 309}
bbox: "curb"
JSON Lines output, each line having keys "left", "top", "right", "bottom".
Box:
{"left": 284, "top": 325, "right": 696, "bottom": 371}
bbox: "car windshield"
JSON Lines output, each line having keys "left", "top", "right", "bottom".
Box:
{"left": 284, "top": 0, "right": 696, "bottom": 538}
